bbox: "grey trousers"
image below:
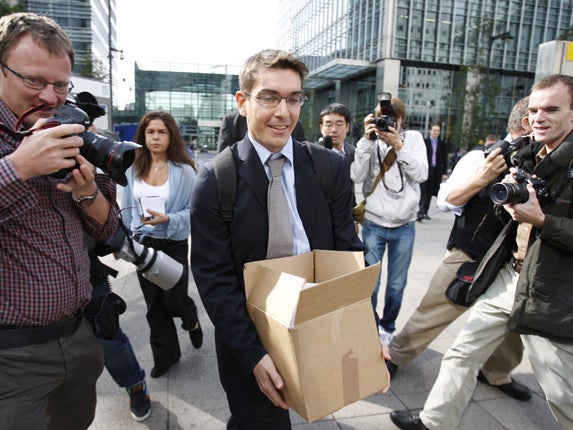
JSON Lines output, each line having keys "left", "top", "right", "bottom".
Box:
{"left": 0, "top": 318, "right": 104, "bottom": 430}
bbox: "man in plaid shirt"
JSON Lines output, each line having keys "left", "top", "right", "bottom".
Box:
{"left": 0, "top": 13, "right": 120, "bottom": 429}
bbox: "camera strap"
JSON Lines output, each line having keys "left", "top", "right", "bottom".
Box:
{"left": 378, "top": 146, "right": 403, "bottom": 193}
{"left": 0, "top": 104, "right": 50, "bottom": 138}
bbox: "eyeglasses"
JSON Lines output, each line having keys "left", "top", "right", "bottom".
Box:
{"left": 242, "top": 91, "right": 307, "bottom": 108}
{"left": 322, "top": 120, "right": 347, "bottom": 129}
{"left": 0, "top": 62, "right": 74, "bottom": 94}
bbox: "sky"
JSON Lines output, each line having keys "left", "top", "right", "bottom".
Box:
{"left": 115, "top": 0, "right": 280, "bottom": 107}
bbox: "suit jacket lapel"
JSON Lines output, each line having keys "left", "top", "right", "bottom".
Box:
{"left": 236, "top": 137, "right": 268, "bottom": 209}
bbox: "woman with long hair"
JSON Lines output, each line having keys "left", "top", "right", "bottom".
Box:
{"left": 121, "top": 110, "right": 202, "bottom": 379}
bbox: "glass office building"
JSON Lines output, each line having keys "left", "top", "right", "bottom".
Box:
{"left": 278, "top": 0, "right": 573, "bottom": 146}
{"left": 25, "top": 0, "right": 118, "bottom": 107}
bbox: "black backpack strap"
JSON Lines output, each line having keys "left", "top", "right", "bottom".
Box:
{"left": 212, "top": 147, "right": 237, "bottom": 222}
{"left": 213, "top": 143, "right": 335, "bottom": 222}
{"left": 305, "top": 142, "right": 334, "bottom": 205}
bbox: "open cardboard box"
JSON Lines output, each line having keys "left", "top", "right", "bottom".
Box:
{"left": 244, "top": 250, "right": 388, "bottom": 422}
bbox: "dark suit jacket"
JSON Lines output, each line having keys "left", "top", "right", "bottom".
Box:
{"left": 423, "top": 136, "right": 449, "bottom": 195}
{"left": 216, "top": 110, "right": 305, "bottom": 152}
{"left": 317, "top": 139, "right": 355, "bottom": 177}
{"left": 190, "top": 136, "right": 363, "bottom": 398}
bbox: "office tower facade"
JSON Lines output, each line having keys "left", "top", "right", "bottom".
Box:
{"left": 279, "top": 0, "right": 573, "bottom": 145}
{"left": 25, "top": 0, "right": 117, "bottom": 108}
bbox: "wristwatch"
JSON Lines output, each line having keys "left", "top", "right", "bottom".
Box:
{"left": 72, "top": 188, "right": 99, "bottom": 208}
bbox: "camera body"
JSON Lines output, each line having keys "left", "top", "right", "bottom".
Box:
{"left": 369, "top": 92, "right": 395, "bottom": 139}
{"left": 483, "top": 135, "right": 530, "bottom": 168}
{"left": 47, "top": 103, "right": 140, "bottom": 186}
{"left": 369, "top": 115, "right": 394, "bottom": 132}
{"left": 94, "top": 223, "right": 185, "bottom": 291}
{"left": 490, "top": 168, "right": 551, "bottom": 206}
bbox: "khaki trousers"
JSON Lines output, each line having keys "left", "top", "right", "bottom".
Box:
{"left": 390, "top": 246, "right": 523, "bottom": 384}
{"left": 420, "top": 263, "right": 573, "bottom": 429}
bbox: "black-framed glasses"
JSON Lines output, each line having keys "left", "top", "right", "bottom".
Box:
{"left": 242, "top": 91, "right": 307, "bottom": 108}
{"left": 0, "top": 62, "right": 74, "bottom": 94}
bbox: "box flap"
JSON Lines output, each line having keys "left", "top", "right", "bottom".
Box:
{"left": 244, "top": 264, "right": 306, "bottom": 326}
{"left": 294, "top": 263, "right": 380, "bottom": 324}
{"left": 245, "top": 252, "right": 314, "bottom": 280}
{"left": 313, "top": 250, "right": 365, "bottom": 282}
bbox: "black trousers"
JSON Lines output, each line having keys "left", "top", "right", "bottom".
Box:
{"left": 137, "top": 238, "right": 198, "bottom": 369}
{"left": 419, "top": 166, "right": 441, "bottom": 215}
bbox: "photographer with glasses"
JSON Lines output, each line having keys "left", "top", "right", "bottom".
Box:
{"left": 0, "top": 13, "right": 120, "bottom": 429}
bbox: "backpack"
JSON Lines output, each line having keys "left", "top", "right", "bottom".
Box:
{"left": 212, "top": 142, "right": 335, "bottom": 222}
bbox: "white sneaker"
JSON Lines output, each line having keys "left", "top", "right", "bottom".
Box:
{"left": 378, "top": 327, "right": 394, "bottom": 346}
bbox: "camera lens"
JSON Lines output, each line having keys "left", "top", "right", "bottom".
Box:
{"left": 81, "top": 131, "right": 140, "bottom": 186}
{"left": 490, "top": 183, "right": 529, "bottom": 205}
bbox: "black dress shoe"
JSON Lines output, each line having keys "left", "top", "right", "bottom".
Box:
{"left": 150, "top": 358, "right": 180, "bottom": 379}
{"left": 423, "top": 214, "right": 431, "bottom": 220}
{"left": 477, "top": 370, "right": 532, "bottom": 401}
{"left": 390, "top": 410, "right": 429, "bottom": 430}
{"left": 150, "top": 365, "right": 170, "bottom": 379}
{"left": 386, "top": 360, "right": 398, "bottom": 378}
{"left": 189, "top": 320, "right": 203, "bottom": 349}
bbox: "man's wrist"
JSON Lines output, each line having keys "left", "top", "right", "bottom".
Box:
{"left": 72, "top": 187, "right": 99, "bottom": 208}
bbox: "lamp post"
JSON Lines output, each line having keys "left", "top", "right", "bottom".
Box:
{"left": 107, "top": 0, "right": 123, "bottom": 127}
{"left": 481, "top": 31, "right": 513, "bottom": 135}
{"left": 107, "top": 46, "right": 123, "bottom": 126}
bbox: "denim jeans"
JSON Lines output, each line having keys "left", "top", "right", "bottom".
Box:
{"left": 92, "top": 279, "right": 145, "bottom": 388}
{"left": 362, "top": 219, "right": 416, "bottom": 333}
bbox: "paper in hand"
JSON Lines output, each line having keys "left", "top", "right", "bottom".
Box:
{"left": 139, "top": 196, "right": 166, "bottom": 219}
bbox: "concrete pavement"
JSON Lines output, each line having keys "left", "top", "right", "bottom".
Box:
{"left": 90, "top": 202, "right": 560, "bottom": 430}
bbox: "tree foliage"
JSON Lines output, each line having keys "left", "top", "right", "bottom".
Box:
{"left": 0, "top": 1, "right": 24, "bottom": 17}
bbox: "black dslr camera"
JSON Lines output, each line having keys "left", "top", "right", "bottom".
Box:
{"left": 369, "top": 92, "right": 395, "bottom": 139}
{"left": 490, "top": 168, "right": 551, "bottom": 206}
{"left": 47, "top": 102, "right": 140, "bottom": 186}
{"left": 483, "top": 135, "right": 530, "bottom": 168}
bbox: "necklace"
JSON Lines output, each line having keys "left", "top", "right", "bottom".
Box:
{"left": 152, "top": 163, "right": 167, "bottom": 172}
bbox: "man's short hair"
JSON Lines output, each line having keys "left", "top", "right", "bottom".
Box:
{"left": 0, "top": 12, "right": 74, "bottom": 66}
{"left": 239, "top": 49, "right": 308, "bottom": 93}
{"left": 485, "top": 134, "right": 497, "bottom": 143}
{"left": 506, "top": 96, "right": 529, "bottom": 134}
{"left": 531, "top": 74, "right": 573, "bottom": 109}
{"left": 320, "top": 103, "right": 351, "bottom": 124}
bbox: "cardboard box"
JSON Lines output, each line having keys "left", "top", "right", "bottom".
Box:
{"left": 244, "top": 250, "right": 388, "bottom": 422}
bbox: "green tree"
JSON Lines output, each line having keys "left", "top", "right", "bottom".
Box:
{"left": 78, "top": 47, "right": 107, "bottom": 80}
{"left": 0, "top": 1, "right": 24, "bottom": 17}
{"left": 558, "top": 25, "right": 573, "bottom": 41}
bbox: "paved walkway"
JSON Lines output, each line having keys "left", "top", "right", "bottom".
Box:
{"left": 90, "top": 203, "right": 560, "bottom": 429}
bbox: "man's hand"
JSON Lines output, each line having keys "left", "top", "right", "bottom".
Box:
{"left": 8, "top": 122, "right": 86, "bottom": 181}
{"left": 252, "top": 354, "right": 288, "bottom": 409}
{"left": 501, "top": 168, "right": 545, "bottom": 228}
{"left": 503, "top": 184, "right": 546, "bottom": 228}
{"left": 55, "top": 153, "right": 97, "bottom": 197}
{"left": 363, "top": 113, "right": 377, "bottom": 140}
{"left": 479, "top": 147, "right": 508, "bottom": 184}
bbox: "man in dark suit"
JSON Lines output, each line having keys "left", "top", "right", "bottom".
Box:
{"left": 191, "top": 50, "right": 366, "bottom": 429}
{"left": 216, "top": 109, "right": 305, "bottom": 152}
{"left": 417, "top": 122, "right": 449, "bottom": 221}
